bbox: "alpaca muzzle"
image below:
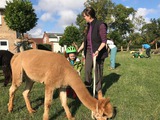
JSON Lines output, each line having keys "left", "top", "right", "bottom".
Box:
{"left": 92, "top": 103, "right": 116, "bottom": 120}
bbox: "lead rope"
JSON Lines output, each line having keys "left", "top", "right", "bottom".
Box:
{"left": 91, "top": 55, "right": 97, "bottom": 119}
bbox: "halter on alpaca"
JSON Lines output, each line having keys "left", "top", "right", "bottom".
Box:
{"left": 93, "top": 103, "right": 108, "bottom": 120}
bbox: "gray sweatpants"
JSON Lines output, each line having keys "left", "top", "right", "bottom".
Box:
{"left": 85, "top": 49, "right": 104, "bottom": 93}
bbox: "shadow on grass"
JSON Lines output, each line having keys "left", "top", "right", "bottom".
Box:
{"left": 0, "top": 79, "right": 4, "bottom": 84}
{"left": 102, "top": 73, "right": 121, "bottom": 94}
{"left": 70, "top": 98, "right": 81, "bottom": 116}
{"left": 50, "top": 97, "right": 81, "bottom": 120}
{"left": 15, "top": 88, "right": 58, "bottom": 112}
{"left": 15, "top": 96, "right": 44, "bottom": 112}
{"left": 102, "top": 73, "right": 120, "bottom": 119}
{"left": 115, "top": 63, "right": 121, "bottom": 68}
{"left": 32, "top": 89, "right": 60, "bottom": 110}
{"left": 32, "top": 97, "right": 44, "bottom": 110}
{"left": 0, "top": 72, "right": 4, "bottom": 84}
{"left": 50, "top": 88, "right": 82, "bottom": 120}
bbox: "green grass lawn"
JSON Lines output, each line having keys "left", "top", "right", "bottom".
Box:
{"left": 0, "top": 52, "right": 160, "bottom": 120}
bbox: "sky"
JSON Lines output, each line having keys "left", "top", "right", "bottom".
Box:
{"left": 1, "top": 0, "right": 160, "bottom": 38}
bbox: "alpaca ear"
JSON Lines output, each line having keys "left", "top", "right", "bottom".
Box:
{"left": 102, "top": 97, "right": 110, "bottom": 108}
{"left": 98, "top": 90, "right": 104, "bottom": 100}
{"left": 64, "top": 51, "right": 68, "bottom": 58}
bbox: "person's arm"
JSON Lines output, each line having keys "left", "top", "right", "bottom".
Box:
{"left": 94, "top": 23, "right": 107, "bottom": 57}
{"left": 77, "top": 42, "right": 84, "bottom": 53}
{"left": 97, "top": 43, "right": 106, "bottom": 52}
{"left": 94, "top": 43, "right": 106, "bottom": 56}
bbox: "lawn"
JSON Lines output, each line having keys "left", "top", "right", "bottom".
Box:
{"left": 0, "top": 52, "right": 160, "bottom": 120}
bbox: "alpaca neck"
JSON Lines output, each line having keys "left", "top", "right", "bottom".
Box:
{"left": 67, "top": 72, "right": 97, "bottom": 111}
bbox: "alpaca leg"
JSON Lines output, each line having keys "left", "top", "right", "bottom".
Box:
{"left": 59, "top": 88, "right": 74, "bottom": 120}
{"left": 22, "top": 79, "right": 35, "bottom": 113}
{"left": 98, "top": 90, "right": 103, "bottom": 100}
{"left": 2, "top": 66, "right": 11, "bottom": 86}
{"left": 8, "top": 56, "right": 22, "bottom": 112}
{"left": 43, "top": 86, "right": 54, "bottom": 120}
{"left": 8, "top": 83, "right": 20, "bottom": 112}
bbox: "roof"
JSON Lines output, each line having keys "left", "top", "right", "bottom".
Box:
{"left": 53, "top": 33, "right": 63, "bottom": 36}
{"left": 45, "top": 32, "right": 63, "bottom": 38}
{"left": 31, "top": 38, "right": 43, "bottom": 44}
{"left": 0, "top": 0, "right": 15, "bottom": 10}
{"left": 0, "top": 0, "right": 7, "bottom": 9}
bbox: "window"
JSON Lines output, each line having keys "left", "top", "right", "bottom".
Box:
{"left": 0, "top": 40, "right": 9, "bottom": 50}
{"left": 0, "top": 41, "right": 7, "bottom": 45}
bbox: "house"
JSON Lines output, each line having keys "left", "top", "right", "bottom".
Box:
{"left": 29, "top": 32, "right": 66, "bottom": 53}
{"left": 0, "top": 1, "right": 66, "bottom": 53}
{"left": 30, "top": 37, "right": 43, "bottom": 49}
{"left": 42, "top": 32, "right": 66, "bottom": 53}
{"left": 0, "top": 3, "right": 19, "bottom": 53}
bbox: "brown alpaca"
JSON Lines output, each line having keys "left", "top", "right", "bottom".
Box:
{"left": 8, "top": 49, "right": 114, "bottom": 120}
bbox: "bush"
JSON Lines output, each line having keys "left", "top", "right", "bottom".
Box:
{"left": 37, "top": 44, "right": 52, "bottom": 51}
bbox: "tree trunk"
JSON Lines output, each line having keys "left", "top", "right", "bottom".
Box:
{"left": 126, "top": 45, "right": 129, "bottom": 51}
{"left": 121, "top": 46, "right": 123, "bottom": 52}
{"left": 156, "top": 42, "right": 157, "bottom": 50}
{"left": 72, "top": 42, "right": 78, "bottom": 50}
{"left": 127, "top": 40, "right": 131, "bottom": 51}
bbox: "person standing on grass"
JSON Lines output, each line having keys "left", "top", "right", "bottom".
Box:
{"left": 65, "top": 46, "right": 83, "bottom": 99}
{"left": 77, "top": 7, "right": 108, "bottom": 98}
{"left": 142, "top": 43, "right": 151, "bottom": 58}
{"left": 107, "top": 39, "right": 117, "bottom": 69}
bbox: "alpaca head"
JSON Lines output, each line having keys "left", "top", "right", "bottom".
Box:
{"left": 93, "top": 97, "right": 114, "bottom": 120}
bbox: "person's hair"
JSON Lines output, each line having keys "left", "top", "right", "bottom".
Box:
{"left": 82, "top": 7, "right": 96, "bottom": 19}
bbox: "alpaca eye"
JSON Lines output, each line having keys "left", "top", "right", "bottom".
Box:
{"left": 102, "top": 113, "right": 108, "bottom": 118}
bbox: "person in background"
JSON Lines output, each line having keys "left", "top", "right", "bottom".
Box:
{"left": 107, "top": 39, "right": 117, "bottom": 69}
{"left": 78, "top": 7, "right": 108, "bottom": 98}
{"left": 65, "top": 46, "right": 83, "bottom": 99}
{"left": 142, "top": 43, "right": 151, "bottom": 58}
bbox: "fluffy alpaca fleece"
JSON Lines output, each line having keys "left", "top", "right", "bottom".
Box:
{"left": 0, "top": 50, "right": 14, "bottom": 86}
{"left": 8, "top": 49, "right": 113, "bottom": 120}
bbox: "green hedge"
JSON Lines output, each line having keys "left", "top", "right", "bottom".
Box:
{"left": 37, "top": 44, "right": 52, "bottom": 51}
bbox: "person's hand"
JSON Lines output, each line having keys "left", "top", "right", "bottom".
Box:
{"left": 76, "top": 49, "right": 80, "bottom": 55}
{"left": 76, "top": 52, "right": 79, "bottom": 56}
{"left": 94, "top": 50, "right": 99, "bottom": 57}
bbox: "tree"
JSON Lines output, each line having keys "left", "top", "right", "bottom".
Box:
{"left": 76, "top": 0, "right": 114, "bottom": 41}
{"left": 4, "top": 0, "right": 38, "bottom": 38}
{"left": 133, "top": 15, "right": 146, "bottom": 33}
{"left": 109, "top": 30, "right": 124, "bottom": 51}
{"left": 142, "top": 18, "right": 160, "bottom": 42}
{"left": 59, "top": 25, "right": 81, "bottom": 47}
{"left": 141, "top": 18, "right": 160, "bottom": 49}
{"left": 110, "top": 4, "right": 135, "bottom": 35}
{"left": 126, "top": 15, "right": 146, "bottom": 49}
{"left": 84, "top": 0, "right": 115, "bottom": 24}
{"left": 109, "top": 4, "right": 135, "bottom": 51}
